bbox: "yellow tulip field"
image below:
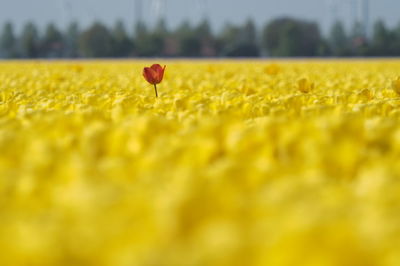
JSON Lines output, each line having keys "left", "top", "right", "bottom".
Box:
{"left": 1, "top": 60, "right": 400, "bottom": 265}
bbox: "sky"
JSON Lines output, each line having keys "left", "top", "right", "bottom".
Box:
{"left": 0, "top": 0, "right": 399, "bottom": 35}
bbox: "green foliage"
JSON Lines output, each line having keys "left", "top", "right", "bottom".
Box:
{"left": 79, "top": 22, "right": 114, "bottom": 57}
{"left": 1, "top": 17, "right": 400, "bottom": 58}
{"left": 262, "top": 18, "right": 322, "bottom": 57}
{"left": 196, "top": 20, "right": 213, "bottom": 40}
{"left": 20, "top": 22, "right": 40, "bottom": 58}
{"left": 371, "top": 20, "right": 396, "bottom": 56}
{"left": 112, "top": 20, "right": 133, "bottom": 57}
{"left": 329, "top": 21, "right": 351, "bottom": 56}
{"left": 175, "top": 21, "right": 201, "bottom": 57}
{"left": 196, "top": 20, "right": 217, "bottom": 57}
{"left": 0, "top": 22, "right": 17, "bottom": 58}
{"left": 350, "top": 21, "right": 369, "bottom": 56}
{"left": 242, "top": 19, "right": 257, "bottom": 44}
{"left": 65, "top": 22, "right": 80, "bottom": 58}
{"left": 393, "top": 23, "right": 400, "bottom": 55}
{"left": 219, "top": 20, "right": 260, "bottom": 57}
{"left": 40, "top": 23, "right": 64, "bottom": 58}
{"left": 134, "top": 21, "right": 164, "bottom": 57}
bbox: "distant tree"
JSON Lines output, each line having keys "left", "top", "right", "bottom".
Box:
{"left": 262, "top": 18, "right": 322, "bottom": 57}
{"left": 153, "top": 18, "right": 169, "bottom": 56}
{"left": 133, "top": 21, "right": 147, "bottom": 39}
{"left": 154, "top": 18, "right": 168, "bottom": 37}
{"left": 134, "top": 21, "right": 164, "bottom": 57}
{"left": 20, "top": 22, "right": 40, "bottom": 58}
{"left": 150, "top": 19, "right": 179, "bottom": 57}
{"left": 218, "top": 20, "right": 260, "bottom": 57}
{"left": 133, "top": 21, "right": 146, "bottom": 55}
{"left": 7, "top": 18, "right": 400, "bottom": 59}
{"left": 235, "top": 19, "right": 260, "bottom": 57}
{"left": 279, "top": 21, "right": 303, "bottom": 55}
{"left": 65, "top": 22, "right": 80, "bottom": 57}
{"left": 242, "top": 19, "right": 257, "bottom": 44}
{"left": 40, "top": 23, "right": 64, "bottom": 58}
{"left": 112, "top": 20, "right": 133, "bottom": 57}
{"left": 351, "top": 21, "right": 364, "bottom": 38}
{"left": 180, "top": 36, "right": 201, "bottom": 57}
{"left": 196, "top": 19, "right": 213, "bottom": 40}
{"left": 329, "top": 21, "right": 351, "bottom": 56}
{"left": 393, "top": 22, "right": 400, "bottom": 56}
{"left": 195, "top": 19, "right": 217, "bottom": 57}
{"left": 317, "top": 38, "right": 331, "bottom": 57}
{"left": 350, "top": 21, "right": 369, "bottom": 56}
{"left": 218, "top": 23, "right": 240, "bottom": 56}
{"left": 0, "top": 22, "right": 17, "bottom": 58}
{"left": 371, "top": 20, "right": 394, "bottom": 56}
{"left": 79, "top": 22, "right": 113, "bottom": 57}
{"left": 176, "top": 21, "right": 201, "bottom": 57}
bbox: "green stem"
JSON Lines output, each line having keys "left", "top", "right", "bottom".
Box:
{"left": 154, "top": 84, "right": 158, "bottom": 98}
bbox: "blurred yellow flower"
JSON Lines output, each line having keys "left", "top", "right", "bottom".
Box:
{"left": 392, "top": 77, "right": 400, "bottom": 95}
{"left": 297, "top": 78, "right": 314, "bottom": 93}
{"left": 264, "top": 63, "right": 281, "bottom": 75}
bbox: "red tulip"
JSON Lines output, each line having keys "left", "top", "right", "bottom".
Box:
{"left": 143, "top": 64, "right": 166, "bottom": 97}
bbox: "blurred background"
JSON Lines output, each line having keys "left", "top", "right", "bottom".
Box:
{"left": 0, "top": 0, "right": 400, "bottom": 58}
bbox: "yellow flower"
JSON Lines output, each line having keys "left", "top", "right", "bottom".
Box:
{"left": 264, "top": 64, "right": 281, "bottom": 75}
{"left": 392, "top": 77, "right": 400, "bottom": 95}
{"left": 297, "top": 78, "right": 314, "bottom": 93}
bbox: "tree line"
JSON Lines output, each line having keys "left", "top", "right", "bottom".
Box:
{"left": 1, "top": 18, "right": 400, "bottom": 58}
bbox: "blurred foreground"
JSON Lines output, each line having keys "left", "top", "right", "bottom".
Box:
{"left": 0, "top": 60, "right": 400, "bottom": 265}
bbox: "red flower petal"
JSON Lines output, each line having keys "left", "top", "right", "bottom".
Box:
{"left": 143, "top": 64, "right": 166, "bottom": 85}
{"left": 151, "top": 64, "right": 163, "bottom": 73}
{"left": 143, "top": 67, "right": 157, "bottom": 84}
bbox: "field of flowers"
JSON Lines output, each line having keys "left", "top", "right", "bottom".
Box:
{"left": 0, "top": 60, "right": 400, "bottom": 265}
